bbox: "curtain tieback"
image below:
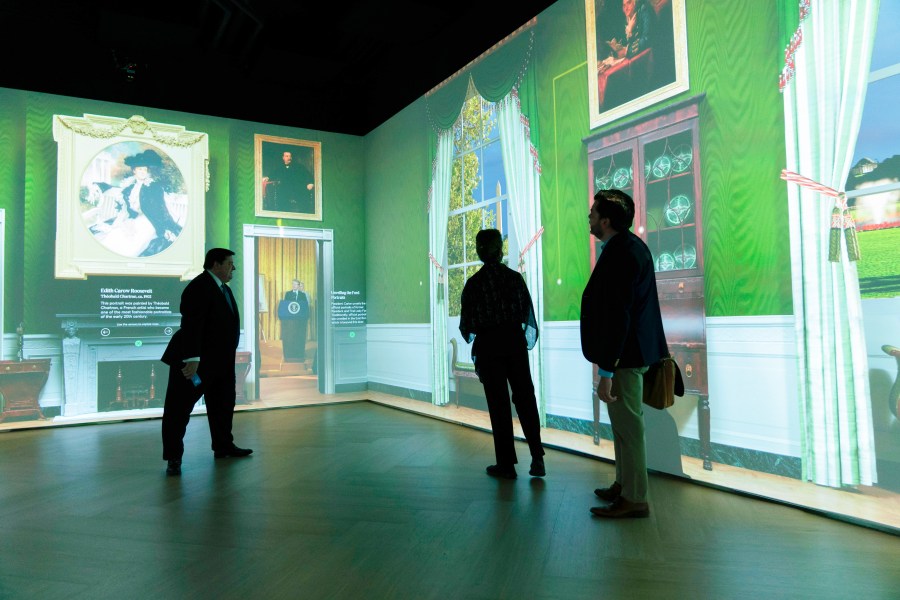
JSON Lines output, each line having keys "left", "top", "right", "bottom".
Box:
{"left": 428, "top": 253, "right": 446, "bottom": 302}
{"left": 427, "top": 253, "right": 444, "bottom": 274}
{"left": 780, "top": 169, "right": 860, "bottom": 262}
{"left": 518, "top": 226, "right": 544, "bottom": 273}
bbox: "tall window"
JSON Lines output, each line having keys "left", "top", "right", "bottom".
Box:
{"left": 446, "top": 95, "right": 510, "bottom": 316}
{"left": 847, "top": 1, "right": 900, "bottom": 298}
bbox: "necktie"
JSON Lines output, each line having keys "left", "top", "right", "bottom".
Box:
{"left": 222, "top": 284, "right": 234, "bottom": 312}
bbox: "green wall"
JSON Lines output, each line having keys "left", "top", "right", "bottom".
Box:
{"left": 535, "top": 0, "right": 595, "bottom": 322}
{"left": 0, "top": 88, "right": 26, "bottom": 334}
{"left": 2, "top": 0, "right": 795, "bottom": 334}
{"left": 535, "top": 0, "right": 792, "bottom": 320}
{"left": 225, "top": 118, "right": 368, "bottom": 296}
{"left": 364, "top": 99, "right": 432, "bottom": 324}
{"left": 366, "top": 0, "right": 794, "bottom": 324}
{"left": 691, "top": 0, "right": 791, "bottom": 317}
{"left": 0, "top": 89, "right": 366, "bottom": 334}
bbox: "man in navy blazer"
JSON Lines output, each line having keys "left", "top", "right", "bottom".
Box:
{"left": 160, "top": 247, "right": 252, "bottom": 475}
{"left": 581, "top": 189, "right": 668, "bottom": 518}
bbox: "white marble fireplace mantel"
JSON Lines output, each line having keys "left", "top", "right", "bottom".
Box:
{"left": 57, "top": 313, "right": 181, "bottom": 417}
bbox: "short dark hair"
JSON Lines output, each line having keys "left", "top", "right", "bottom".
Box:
{"left": 593, "top": 189, "right": 635, "bottom": 232}
{"left": 475, "top": 229, "right": 503, "bottom": 263}
{"left": 203, "top": 247, "right": 235, "bottom": 270}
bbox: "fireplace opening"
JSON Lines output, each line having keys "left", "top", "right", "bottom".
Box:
{"left": 98, "top": 360, "right": 169, "bottom": 412}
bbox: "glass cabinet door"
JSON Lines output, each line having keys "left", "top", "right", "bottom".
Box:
{"left": 590, "top": 147, "right": 636, "bottom": 263}
{"left": 640, "top": 129, "right": 699, "bottom": 275}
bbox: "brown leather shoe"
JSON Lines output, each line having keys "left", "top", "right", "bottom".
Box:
{"left": 593, "top": 481, "right": 622, "bottom": 502}
{"left": 590, "top": 496, "right": 650, "bottom": 519}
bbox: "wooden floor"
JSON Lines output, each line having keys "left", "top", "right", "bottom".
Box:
{"left": 0, "top": 402, "right": 898, "bottom": 600}
{"left": 257, "top": 338, "right": 316, "bottom": 378}
{"left": 252, "top": 379, "right": 900, "bottom": 531}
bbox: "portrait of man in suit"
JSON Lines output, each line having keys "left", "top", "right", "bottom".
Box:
{"left": 264, "top": 150, "right": 314, "bottom": 213}
{"left": 255, "top": 135, "right": 322, "bottom": 220}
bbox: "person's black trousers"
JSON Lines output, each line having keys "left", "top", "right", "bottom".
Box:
{"left": 477, "top": 346, "right": 544, "bottom": 466}
{"left": 161, "top": 363, "right": 236, "bottom": 460}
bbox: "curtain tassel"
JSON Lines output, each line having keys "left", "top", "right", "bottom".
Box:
{"left": 781, "top": 170, "right": 860, "bottom": 263}
{"left": 828, "top": 206, "right": 843, "bottom": 263}
{"left": 843, "top": 211, "right": 861, "bottom": 262}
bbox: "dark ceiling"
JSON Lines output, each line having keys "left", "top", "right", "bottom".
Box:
{"left": 1, "top": 0, "right": 557, "bottom": 136}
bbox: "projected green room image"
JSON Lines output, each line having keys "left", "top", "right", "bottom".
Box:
{"left": 0, "top": 0, "right": 897, "bottom": 533}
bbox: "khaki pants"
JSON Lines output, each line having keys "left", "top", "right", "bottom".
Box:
{"left": 608, "top": 366, "right": 650, "bottom": 503}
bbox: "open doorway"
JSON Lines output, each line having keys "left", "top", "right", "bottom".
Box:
{"left": 257, "top": 237, "right": 318, "bottom": 379}
{"left": 242, "top": 224, "right": 334, "bottom": 403}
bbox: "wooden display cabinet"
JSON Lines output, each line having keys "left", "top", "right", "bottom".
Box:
{"left": 584, "top": 95, "right": 713, "bottom": 470}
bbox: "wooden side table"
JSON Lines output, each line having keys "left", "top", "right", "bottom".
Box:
{"left": 0, "top": 359, "right": 52, "bottom": 422}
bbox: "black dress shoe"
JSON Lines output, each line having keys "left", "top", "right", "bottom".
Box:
{"left": 590, "top": 496, "right": 650, "bottom": 519}
{"left": 166, "top": 460, "right": 182, "bottom": 476}
{"left": 214, "top": 445, "right": 253, "bottom": 458}
{"left": 594, "top": 481, "right": 622, "bottom": 502}
{"left": 529, "top": 459, "right": 546, "bottom": 477}
{"left": 486, "top": 464, "right": 517, "bottom": 480}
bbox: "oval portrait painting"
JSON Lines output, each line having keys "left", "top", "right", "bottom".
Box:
{"left": 79, "top": 142, "right": 187, "bottom": 258}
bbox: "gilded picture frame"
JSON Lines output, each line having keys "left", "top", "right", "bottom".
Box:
{"left": 254, "top": 135, "right": 322, "bottom": 221}
{"left": 586, "top": 0, "right": 689, "bottom": 130}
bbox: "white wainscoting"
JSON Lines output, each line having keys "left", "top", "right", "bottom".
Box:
{"left": 543, "top": 317, "right": 801, "bottom": 457}
{"left": 368, "top": 317, "right": 803, "bottom": 457}
{"left": 334, "top": 326, "right": 367, "bottom": 385}
{"left": 860, "top": 296, "right": 900, "bottom": 452}
{"left": 703, "top": 315, "right": 800, "bottom": 457}
{"left": 541, "top": 321, "right": 593, "bottom": 421}
{"left": 366, "top": 324, "right": 432, "bottom": 393}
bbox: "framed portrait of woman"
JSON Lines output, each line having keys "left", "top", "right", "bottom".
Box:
{"left": 254, "top": 135, "right": 322, "bottom": 221}
{"left": 586, "top": 0, "right": 689, "bottom": 130}
{"left": 53, "top": 114, "right": 208, "bottom": 280}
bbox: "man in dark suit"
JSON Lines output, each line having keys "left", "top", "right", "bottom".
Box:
{"left": 459, "top": 228, "right": 545, "bottom": 480}
{"left": 581, "top": 189, "right": 668, "bottom": 517}
{"left": 160, "top": 247, "right": 252, "bottom": 476}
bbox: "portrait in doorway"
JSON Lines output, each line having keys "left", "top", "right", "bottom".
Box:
{"left": 255, "top": 135, "right": 322, "bottom": 220}
{"left": 257, "top": 237, "right": 318, "bottom": 379}
{"left": 279, "top": 279, "right": 311, "bottom": 362}
{"left": 585, "top": 0, "right": 689, "bottom": 129}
